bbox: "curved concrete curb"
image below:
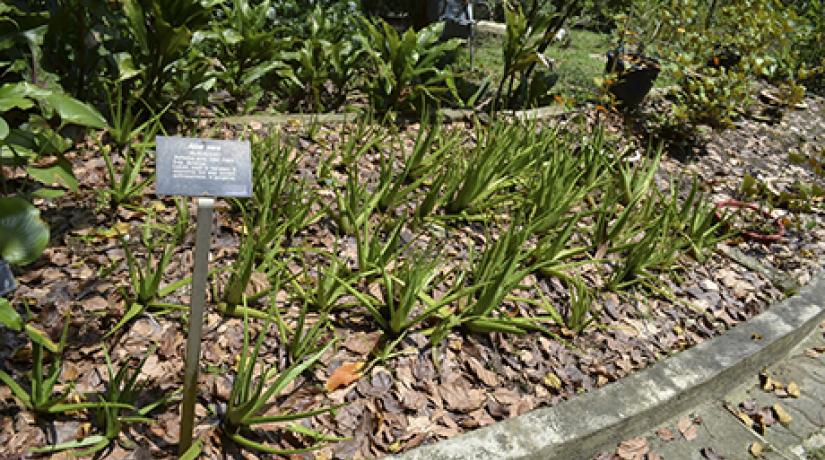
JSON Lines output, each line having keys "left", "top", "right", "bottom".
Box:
{"left": 476, "top": 20, "right": 506, "bottom": 36}
{"left": 218, "top": 105, "right": 569, "bottom": 128}
{"left": 391, "top": 274, "right": 825, "bottom": 460}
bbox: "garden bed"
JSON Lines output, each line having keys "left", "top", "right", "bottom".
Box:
{"left": 1, "top": 90, "right": 825, "bottom": 460}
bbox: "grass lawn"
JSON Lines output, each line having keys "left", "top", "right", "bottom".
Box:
{"left": 453, "top": 28, "right": 673, "bottom": 106}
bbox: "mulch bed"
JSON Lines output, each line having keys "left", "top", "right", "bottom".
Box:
{"left": 1, "top": 89, "right": 824, "bottom": 459}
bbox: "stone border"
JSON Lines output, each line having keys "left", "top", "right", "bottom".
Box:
{"left": 476, "top": 20, "right": 506, "bottom": 36}
{"left": 219, "top": 105, "right": 570, "bottom": 128}
{"left": 390, "top": 274, "right": 825, "bottom": 460}
{"left": 217, "top": 106, "right": 570, "bottom": 127}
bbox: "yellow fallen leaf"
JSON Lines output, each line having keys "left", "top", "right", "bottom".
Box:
{"left": 773, "top": 403, "right": 792, "bottom": 426}
{"left": 543, "top": 372, "right": 562, "bottom": 390}
{"left": 787, "top": 381, "right": 800, "bottom": 398}
{"left": 750, "top": 441, "right": 763, "bottom": 457}
{"left": 737, "top": 411, "right": 754, "bottom": 428}
{"left": 325, "top": 362, "right": 364, "bottom": 392}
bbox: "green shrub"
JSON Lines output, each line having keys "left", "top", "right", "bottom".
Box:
{"left": 357, "top": 18, "right": 462, "bottom": 113}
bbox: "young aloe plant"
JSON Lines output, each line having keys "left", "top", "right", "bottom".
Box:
{"left": 110, "top": 221, "right": 191, "bottom": 337}
{"left": 0, "top": 303, "right": 126, "bottom": 416}
{"left": 32, "top": 348, "right": 173, "bottom": 456}
{"left": 223, "top": 300, "right": 341, "bottom": 455}
{"left": 332, "top": 165, "right": 385, "bottom": 237}
{"left": 539, "top": 276, "right": 597, "bottom": 333}
{"left": 376, "top": 119, "right": 458, "bottom": 212}
{"left": 274, "top": 295, "right": 331, "bottom": 365}
{"left": 431, "top": 221, "right": 543, "bottom": 345}
{"left": 250, "top": 133, "right": 317, "bottom": 242}
{"left": 222, "top": 201, "right": 289, "bottom": 309}
{"left": 444, "top": 121, "right": 546, "bottom": 215}
{"left": 353, "top": 218, "right": 404, "bottom": 276}
{"left": 340, "top": 253, "right": 469, "bottom": 341}
{"left": 288, "top": 254, "right": 350, "bottom": 313}
{"left": 99, "top": 104, "right": 165, "bottom": 212}
{"left": 617, "top": 151, "right": 662, "bottom": 206}
{"left": 85, "top": 348, "right": 163, "bottom": 454}
{"left": 674, "top": 178, "right": 729, "bottom": 261}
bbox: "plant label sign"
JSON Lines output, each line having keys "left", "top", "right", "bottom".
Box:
{"left": 0, "top": 261, "right": 15, "bottom": 297}
{"left": 155, "top": 136, "right": 252, "bottom": 198}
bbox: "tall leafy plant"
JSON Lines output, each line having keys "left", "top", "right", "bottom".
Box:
{"left": 357, "top": 19, "right": 462, "bottom": 113}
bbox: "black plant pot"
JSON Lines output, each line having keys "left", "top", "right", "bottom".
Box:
{"left": 707, "top": 44, "right": 741, "bottom": 69}
{"left": 605, "top": 50, "right": 660, "bottom": 108}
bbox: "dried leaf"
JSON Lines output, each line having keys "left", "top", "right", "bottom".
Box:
{"left": 543, "top": 372, "right": 562, "bottom": 390}
{"left": 786, "top": 381, "right": 800, "bottom": 398}
{"left": 749, "top": 441, "right": 764, "bottom": 458}
{"left": 440, "top": 382, "right": 485, "bottom": 413}
{"left": 325, "top": 362, "right": 364, "bottom": 392}
{"left": 656, "top": 427, "right": 674, "bottom": 441}
{"left": 467, "top": 357, "right": 499, "bottom": 387}
{"left": 736, "top": 411, "right": 754, "bottom": 428}
{"left": 772, "top": 403, "right": 792, "bottom": 426}
{"left": 616, "top": 436, "right": 649, "bottom": 460}
{"left": 677, "top": 417, "right": 698, "bottom": 441}
{"left": 343, "top": 332, "right": 381, "bottom": 355}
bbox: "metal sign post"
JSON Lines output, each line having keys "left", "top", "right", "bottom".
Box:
{"left": 178, "top": 197, "right": 214, "bottom": 452}
{"left": 155, "top": 136, "right": 252, "bottom": 454}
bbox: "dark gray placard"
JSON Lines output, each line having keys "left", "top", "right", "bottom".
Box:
{"left": 155, "top": 136, "right": 252, "bottom": 197}
{"left": 0, "top": 261, "right": 16, "bottom": 297}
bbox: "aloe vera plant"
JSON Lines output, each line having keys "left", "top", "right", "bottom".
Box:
{"left": 444, "top": 121, "right": 546, "bottom": 214}
{"left": 110, "top": 221, "right": 190, "bottom": 337}
{"left": 288, "top": 254, "right": 350, "bottom": 313}
{"left": 673, "top": 178, "right": 729, "bottom": 261}
{"left": 376, "top": 119, "right": 458, "bottom": 212}
{"left": 42, "top": 348, "right": 173, "bottom": 456}
{"left": 0, "top": 303, "right": 123, "bottom": 416}
{"left": 99, "top": 97, "right": 167, "bottom": 211}
{"left": 539, "top": 276, "right": 597, "bottom": 333}
{"left": 341, "top": 253, "right": 468, "bottom": 340}
{"left": 223, "top": 300, "right": 340, "bottom": 455}
{"left": 432, "top": 221, "right": 543, "bottom": 345}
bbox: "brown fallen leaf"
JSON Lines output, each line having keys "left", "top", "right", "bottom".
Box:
{"left": 325, "top": 362, "right": 364, "bottom": 392}
{"left": 467, "top": 357, "right": 499, "bottom": 387}
{"left": 786, "top": 381, "right": 800, "bottom": 398}
{"left": 440, "top": 382, "right": 486, "bottom": 413}
{"left": 616, "top": 436, "right": 649, "bottom": 460}
{"left": 677, "top": 417, "right": 698, "bottom": 441}
{"left": 772, "top": 403, "right": 792, "bottom": 426}
{"left": 749, "top": 441, "right": 764, "bottom": 458}
{"left": 656, "top": 427, "right": 674, "bottom": 441}
{"left": 343, "top": 332, "right": 381, "bottom": 355}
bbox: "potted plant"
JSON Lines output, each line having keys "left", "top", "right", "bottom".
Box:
{"left": 605, "top": 47, "right": 661, "bottom": 107}
{"left": 604, "top": 7, "right": 662, "bottom": 108}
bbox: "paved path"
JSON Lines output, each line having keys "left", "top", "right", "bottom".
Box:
{"left": 604, "top": 324, "right": 825, "bottom": 459}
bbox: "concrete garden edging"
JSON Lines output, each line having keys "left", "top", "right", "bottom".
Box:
{"left": 218, "top": 105, "right": 570, "bottom": 128}
{"left": 389, "top": 273, "right": 825, "bottom": 460}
